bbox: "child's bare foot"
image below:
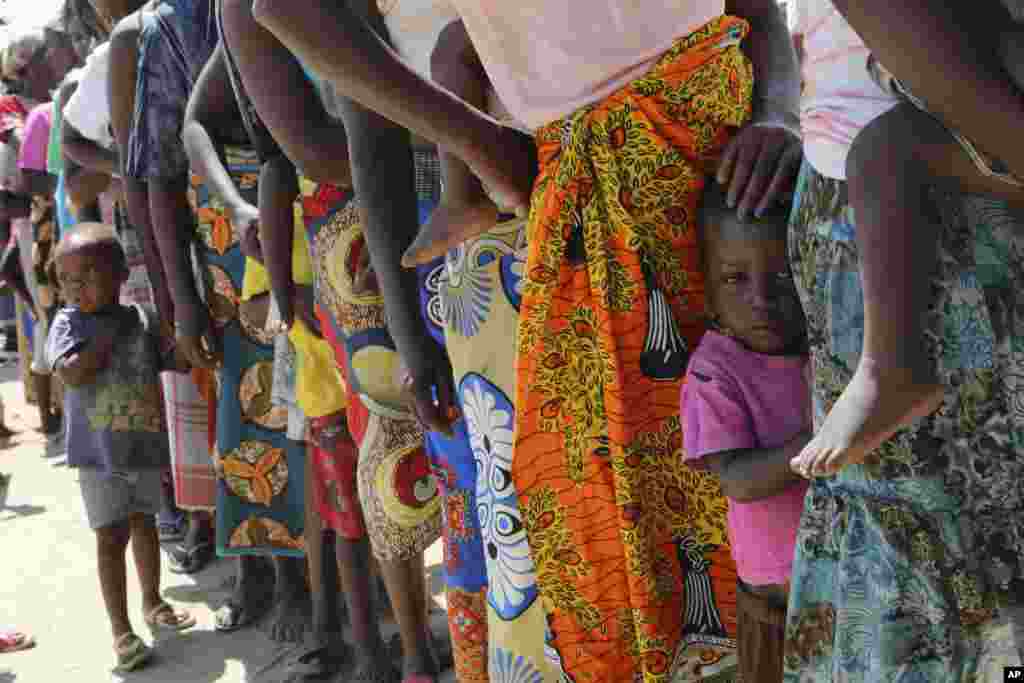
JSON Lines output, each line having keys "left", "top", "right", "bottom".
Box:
{"left": 791, "top": 358, "right": 944, "bottom": 477}
{"left": 402, "top": 197, "right": 499, "bottom": 267}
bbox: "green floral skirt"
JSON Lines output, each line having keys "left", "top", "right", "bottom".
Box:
{"left": 784, "top": 162, "right": 1024, "bottom": 681}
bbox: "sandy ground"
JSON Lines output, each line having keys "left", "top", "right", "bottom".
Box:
{"left": 0, "top": 363, "right": 454, "bottom": 683}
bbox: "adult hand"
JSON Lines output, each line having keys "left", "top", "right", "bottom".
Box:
{"left": 174, "top": 299, "right": 222, "bottom": 370}
{"left": 229, "top": 202, "right": 263, "bottom": 263}
{"left": 397, "top": 338, "right": 459, "bottom": 437}
{"left": 716, "top": 123, "right": 802, "bottom": 222}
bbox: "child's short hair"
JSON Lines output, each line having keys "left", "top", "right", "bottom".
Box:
{"left": 696, "top": 180, "right": 792, "bottom": 270}
{"left": 54, "top": 223, "right": 127, "bottom": 277}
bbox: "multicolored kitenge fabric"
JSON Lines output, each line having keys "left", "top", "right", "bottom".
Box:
{"left": 784, "top": 162, "right": 1024, "bottom": 681}
{"left": 301, "top": 176, "right": 442, "bottom": 562}
{"left": 513, "top": 17, "right": 753, "bottom": 682}
{"left": 191, "top": 148, "right": 305, "bottom": 557}
{"left": 430, "top": 212, "right": 563, "bottom": 682}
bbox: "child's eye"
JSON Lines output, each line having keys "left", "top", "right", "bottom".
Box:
{"left": 722, "top": 273, "right": 743, "bottom": 285}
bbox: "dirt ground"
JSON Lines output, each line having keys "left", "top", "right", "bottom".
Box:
{"left": 0, "top": 363, "right": 453, "bottom": 683}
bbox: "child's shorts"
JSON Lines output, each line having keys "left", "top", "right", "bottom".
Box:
{"left": 736, "top": 581, "right": 786, "bottom": 683}
{"left": 78, "top": 468, "right": 164, "bottom": 530}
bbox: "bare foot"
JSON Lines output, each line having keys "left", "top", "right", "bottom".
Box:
{"left": 267, "top": 557, "right": 312, "bottom": 643}
{"left": 791, "top": 358, "right": 944, "bottom": 478}
{"left": 402, "top": 197, "right": 499, "bottom": 267}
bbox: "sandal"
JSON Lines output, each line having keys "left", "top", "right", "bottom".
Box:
{"left": 144, "top": 603, "right": 196, "bottom": 632}
{"left": 158, "top": 514, "right": 186, "bottom": 543}
{"left": 0, "top": 630, "right": 35, "bottom": 654}
{"left": 167, "top": 541, "right": 214, "bottom": 574}
{"left": 113, "top": 633, "right": 152, "bottom": 673}
{"left": 214, "top": 600, "right": 254, "bottom": 633}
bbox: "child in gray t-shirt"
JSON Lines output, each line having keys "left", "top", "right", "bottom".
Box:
{"left": 46, "top": 223, "right": 194, "bottom": 672}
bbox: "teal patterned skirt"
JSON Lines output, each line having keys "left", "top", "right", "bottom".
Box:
{"left": 784, "top": 161, "right": 1024, "bottom": 681}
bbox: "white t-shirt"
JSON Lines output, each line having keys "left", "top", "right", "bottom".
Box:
{"left": 63, "top": 42, "right": 114, "bottom": 151}
{"left": 794, "top": 0, "right": 898, "bottom": 180}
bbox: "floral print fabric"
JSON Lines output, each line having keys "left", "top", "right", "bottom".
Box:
{"left": 513, "top": 17, "right": 752, "bottom": 682}
{"left": 784, "top": 162, "right": 1024, "bottom": 681}
{"left": 193, "top": 149, "right": 305, "bottom": 557}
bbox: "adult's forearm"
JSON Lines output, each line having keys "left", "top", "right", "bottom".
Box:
{"left": 336, "top": 97, "right": 424, "bottom": 363}
{"left": 148, "top": 181, "right": 200, "bottom": 309}
{"left": 729, "top": 0, "right": 800, "bottom": 125}
{"left": 251, "top": 0, "right": 494, "bottom": 160}
{"left": 123, "top": 179, "right": 173, "bottom": 321}
{"left": 258, "top": 155, "right": 299, "bottom": 320}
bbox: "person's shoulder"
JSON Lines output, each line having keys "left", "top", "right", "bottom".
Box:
{"left": 687, "top": 331, "right": 746, "bottom": 383}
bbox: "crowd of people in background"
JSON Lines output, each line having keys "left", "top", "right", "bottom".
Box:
{"left": 1, "top": 0, "right": 1023, "bottom": 681}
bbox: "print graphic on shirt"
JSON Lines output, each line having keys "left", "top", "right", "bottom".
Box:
{"left": 640, "top": 261, "right": 688, "bottom": 381}
{"left": 220, "top": 440, "right": 289, "bottom": 506}
{"left": 461, "top": 372, "right": 539, "bottom": 619}
{"left": 89, "top": 377, "right": 164, "bottom": 433}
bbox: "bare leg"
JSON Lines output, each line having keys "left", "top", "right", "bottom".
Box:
{"left": 267, "top": 555, "right": 312, "bottom": 643}
{"left": 96, "top": 520, "right": 133, "bottom": 640}
{"left": 336, "top": 537, "right": 394, "bottom": 681}
{"left": 379, "top": 555, "right": 439, "bottom": 681}
{"left": 31, "top": 371, "right": 56, "bottom": 434}
{"left": 130, "top": 513, "right": 165, "bottom": 615}
{"left": 795, "top": 105, "right": 946, "bottom": 477}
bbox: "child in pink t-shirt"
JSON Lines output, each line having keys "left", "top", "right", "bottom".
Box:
{"left": 680, "top": 182, "right": 810, "bottom": 683}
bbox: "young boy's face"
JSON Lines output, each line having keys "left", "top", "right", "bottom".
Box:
{"left": 55, "top": 247, "right": 124, "bottom": 313}
{"left": 705, "top": 215, "right": 806, "bottom": 355}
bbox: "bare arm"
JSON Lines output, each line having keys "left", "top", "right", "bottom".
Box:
{"left": 256, "top": 154, "right": 301, "bottom": 328}
{"left": 183, "top": 44, "right": 251, "bottom": 214}
{"left": 108, "top": 11, "right": 173, "bottom": 325}
{"left": 250, "top": 0, "right": 532, "bottom": 210}
{"left": 702, "top": 431, "right": 810, "bottom": 502}
{"left": 829, "top": 0, "right": 1024, "bottom": 175}
{"left": 220, "top": 0, "right": 351, "bottom": 186}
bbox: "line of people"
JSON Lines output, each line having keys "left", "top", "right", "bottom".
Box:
{"left": 3, "top": 0, "right": 1024, "bottom": 682}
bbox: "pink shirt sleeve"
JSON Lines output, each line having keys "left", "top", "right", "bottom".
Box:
{"left": 681, "top": 367, "right": 757, "bottom": 468}
{"left": 17, "top": 105, "right": 52, "bottom": 173}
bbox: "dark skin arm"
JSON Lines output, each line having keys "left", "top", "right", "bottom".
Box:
{"left": 256, "top": 154, "right": 319, "bottom": 333}
{"left": 220, "top": 0, "right": 351, "bottom": 327}
{"left": 335, "top": 0, "right": 455, "bottom": 434}
{"left": 220, "top": 0, "right": 351, "bottom": 187}
{"left": 61, "top": 77, "right": 118, "bottom": 179}
{"left": 829, "top": 0, "right": 1024, "bottom": 177}
{"left": 108, "top": 11, "right": 174, "bottom": 330}
{"left": 702, "top": 431, "right": 811, "bottom": 503}
{"left": 253, "top": 0, "right": 799, "bottom": 219}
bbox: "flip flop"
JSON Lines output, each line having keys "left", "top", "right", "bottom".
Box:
{"left": 167, "top": 541, "right": 214, "bottom": 574}
{"left": 214, "top": 600, "right": 254, "bottom": 633}
{"left": 158, "top": 514, "right": 186, "bottom": 542}
{"left": 145, "top": 603, "right": 196, "bottom": 632}
{"left": 0, "top": 630, "right": 35, "bottom": 654}
{"left": 112, "top": 633, "right": 152, "bottom": 673}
